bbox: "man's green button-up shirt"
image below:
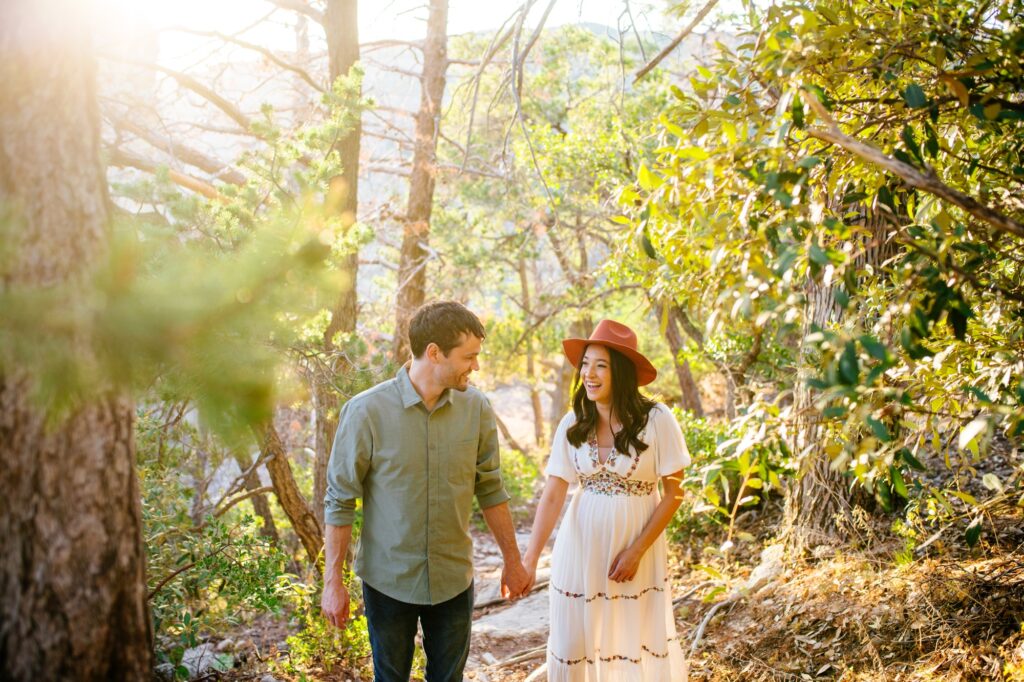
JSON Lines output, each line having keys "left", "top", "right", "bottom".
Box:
{"left": 324, "top": 367, "right": 510, "bottom": 605}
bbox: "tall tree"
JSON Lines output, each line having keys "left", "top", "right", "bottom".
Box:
{"left": 621, "top": 0, "right": 1024, "bottom": 550}
{"left": 312, "top": 0, "right": 362, "bottom": 530}
{"left": 0, "top": 3, "right": 152, "bottom": 678}
{"left": 393, "top": 0, "right": 449, "bottom": 362}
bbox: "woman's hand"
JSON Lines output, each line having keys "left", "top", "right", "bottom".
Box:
{"left": 608, "top": 546, "right": 642, "bottom": 582}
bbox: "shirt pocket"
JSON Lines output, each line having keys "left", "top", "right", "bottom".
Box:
{"left": 446, "top": 437, "right": 478, "bottom": 489}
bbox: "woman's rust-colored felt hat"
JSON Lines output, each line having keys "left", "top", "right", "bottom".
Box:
{"left": 561, "top": 319, "right": 658, "bottom": 386}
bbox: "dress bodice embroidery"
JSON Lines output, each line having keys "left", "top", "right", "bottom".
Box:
{"left": 573, "top": 431, "right": 654, "bottom": 496}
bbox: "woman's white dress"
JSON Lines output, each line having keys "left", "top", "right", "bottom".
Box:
{"left": 544, "top": 403, "right": 691, "bottom": 681}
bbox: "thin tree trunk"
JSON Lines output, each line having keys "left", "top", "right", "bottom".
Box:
{"left": 519, "top": 255, "right": 545, "bottom": 445}
{"left": 0, "top": 5, "right": 152, "bottom": 677}
{"left": 256, "top": 424, "right": 323, "bottom": 568}
{"left": 652, "top": 300, "right": 704, "bottom": 416}
{"left": 393, "top": 0, "right": 449, "bottom": 363}
{"left": 232, "top": 451, "right": 279, "bottom": 543}
{"left": 548, "top": 318, "right": 592, "bottom": 437}
{"left": 313, "top": 0, "right": 361, "bottom": 529}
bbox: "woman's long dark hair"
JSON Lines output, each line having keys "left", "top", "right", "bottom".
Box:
{"left": 566, "top": 344, "right": 657, "bottom": 453}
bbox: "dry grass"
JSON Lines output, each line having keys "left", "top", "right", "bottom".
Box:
{"left": 678, "top": 504, "right": 1024, "bottom": 681}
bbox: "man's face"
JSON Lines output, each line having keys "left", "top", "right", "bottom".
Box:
{"left": 435, "top": 333, "right": 481, "bottom": 392}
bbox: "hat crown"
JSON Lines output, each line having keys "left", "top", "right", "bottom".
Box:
{"left": 590, "top": 319, "right": 638, "bottom": 350}
{"left": 561, "top": 318, "right": 658, "bottom": 386}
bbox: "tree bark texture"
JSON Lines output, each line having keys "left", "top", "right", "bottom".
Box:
{"left": 0, "top": 4, "right": 153, "bottom": 678}
{"left": 393, "top": 0, "right": 449, "bottom": 363}
{"left": 652, "top": 301, "right": 704, "bottom": 417}
{"left": 313, "top": 0, "right": 362, "bottom": 529}
{"left": 783, "top": 207, "right": 898, "bottom": 552}
{"left": 257, "top": 424, "right": 323, "bottom": 567}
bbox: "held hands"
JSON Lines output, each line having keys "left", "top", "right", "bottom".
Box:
{"left": 320, "top": 579, "right": 351, "bottom": 629}
{"left": 608, "top": 546, "right": 642, "bottom": 583}
{"left": 501, "top": 558, "right": 533, "bottom": 601}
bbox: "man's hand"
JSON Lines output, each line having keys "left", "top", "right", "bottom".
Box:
{"left": 608, "top": 546, "right": 642, "bottom": 583}
{"left": 320, "top": 580, "right": 351, "bottom": 629}
{"left": 501, "top": 558, "right": 532, "bottom": 601}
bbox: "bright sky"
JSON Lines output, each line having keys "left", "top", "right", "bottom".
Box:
{"left": 97, "top": 0, "right": 674, "bottom": 63}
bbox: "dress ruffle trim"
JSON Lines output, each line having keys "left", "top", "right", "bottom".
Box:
{"left": 549, "top": 636, "right": 680, "bottom": 665}
{"left": 550, "top": 579, "right": 667, "bottom": 603}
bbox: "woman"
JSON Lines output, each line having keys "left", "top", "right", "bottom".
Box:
{"left": 522, "top": 320, "right": 690, "bottom": 681}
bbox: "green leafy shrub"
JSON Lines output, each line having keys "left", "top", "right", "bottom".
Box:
{"left": 274, "top": 569, "right": 372, "bottom": 679}
{"left": 138, "top": 409, "right": 292, "bottom": 676}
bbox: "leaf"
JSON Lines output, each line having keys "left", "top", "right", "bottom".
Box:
{"left": 949, "top": 489, "right": 978, "bottom": 506}
{"left": 694, "top": 563, "right": 724, "bottom": 580}
{"left": 838, "top": 341, "right": 859, "bottom": 385}
{"left": 943, "top": 77, "right": 970, "bottom": 107}
{"left": 866, "top": 416, "right": 891, "bottom": 442}
{"left": 638, "top": 163, "right": 660, "bottom": 191}
{"left": 802, "top": 83, "right": 832, "bottom": 111}
{"left": 791, "top": 96, "right": 805, "bottom": 128}
{"left": 981, "top": 473, "right": 1003, "bottom": 492}
{"left": 902, "top": 125, "right": 923, "bottom": 165}
{"left": 808, "top": 242, "right": 831, "bottom": 266}
{"left": 958, "top": 416, "right": 988, "bottom": 451}
{"left": 983, "top": 103, "right": 1002, "bottom": 120}
{"left": 902, "top": 83, "right": 928, "bottom": 108}
{"left": 898, "top": 448, "right": 926, "bottom": 471}
{"left": 965, "top": 517, "right": 982, "bottom": 547}
{"left": 889, "top": 465, "right": 909, "bottom": 498}
{"left": 678, "top": 146, "right": 710, "bottom": 160}
{"left": 876, "top": 480, "right": 892, "bottom": 512}
{"left": 859, "top": 334, "right": 890, "bottom": 362}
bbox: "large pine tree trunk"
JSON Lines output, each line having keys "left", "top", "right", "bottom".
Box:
{"left": 393, "top": 0, "right": 449, "bottom": 362}
{"left": 0, "top": 5, "right": 153, "bottom": 678}
{"left": 313, "top": 0, "right": 361, "bottom": 529}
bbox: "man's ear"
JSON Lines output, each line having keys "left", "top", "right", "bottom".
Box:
{"left": 425, "top": 342, "right": 442, "bottom": 363}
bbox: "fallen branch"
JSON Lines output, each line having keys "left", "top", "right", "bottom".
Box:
{"left": 495, "top": 644, "right": 546, "bottom": 667}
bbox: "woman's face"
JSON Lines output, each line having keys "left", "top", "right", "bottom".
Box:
{"left": 580, "top": 344, "right": 613, "bottom": 405}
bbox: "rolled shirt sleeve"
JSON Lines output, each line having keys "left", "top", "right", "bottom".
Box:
{"left": 474, "top": 397, "right": 511, "bottom": 510}
{"left": 324, "top": 399, "right": 373, "bottom": 526}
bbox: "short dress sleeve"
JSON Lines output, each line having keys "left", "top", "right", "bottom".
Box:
{"left": 544, "top": 412, "right": 578, "bottom": 484}
{"left": 653, "top": 403, "right": 691, "bottom": 476}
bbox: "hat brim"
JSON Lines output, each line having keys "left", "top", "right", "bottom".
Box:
{"left": 562, "top": 339, "right": 658, "bottom": 386}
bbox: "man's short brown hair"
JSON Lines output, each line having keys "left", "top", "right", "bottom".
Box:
{"left": 409, "top": 301, "right": 486, "bottom": 358}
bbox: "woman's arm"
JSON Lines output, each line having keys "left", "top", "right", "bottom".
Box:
{"left": 522, "top": 475, "right": 570, "bottom": 578}
{"left": 608, "top": 470, "right": 685, "bottom": 582}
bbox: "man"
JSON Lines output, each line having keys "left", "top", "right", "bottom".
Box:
{"left": 321, "top": 301, "right": 530, "bottom": 681}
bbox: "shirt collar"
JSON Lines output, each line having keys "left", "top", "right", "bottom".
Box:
{"left": 396, "top": 365, "right": 451, "bottom": 410}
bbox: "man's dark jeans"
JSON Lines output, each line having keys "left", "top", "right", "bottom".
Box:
{"left": 362, "top": 580, "right": 474, "bottom": 682}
